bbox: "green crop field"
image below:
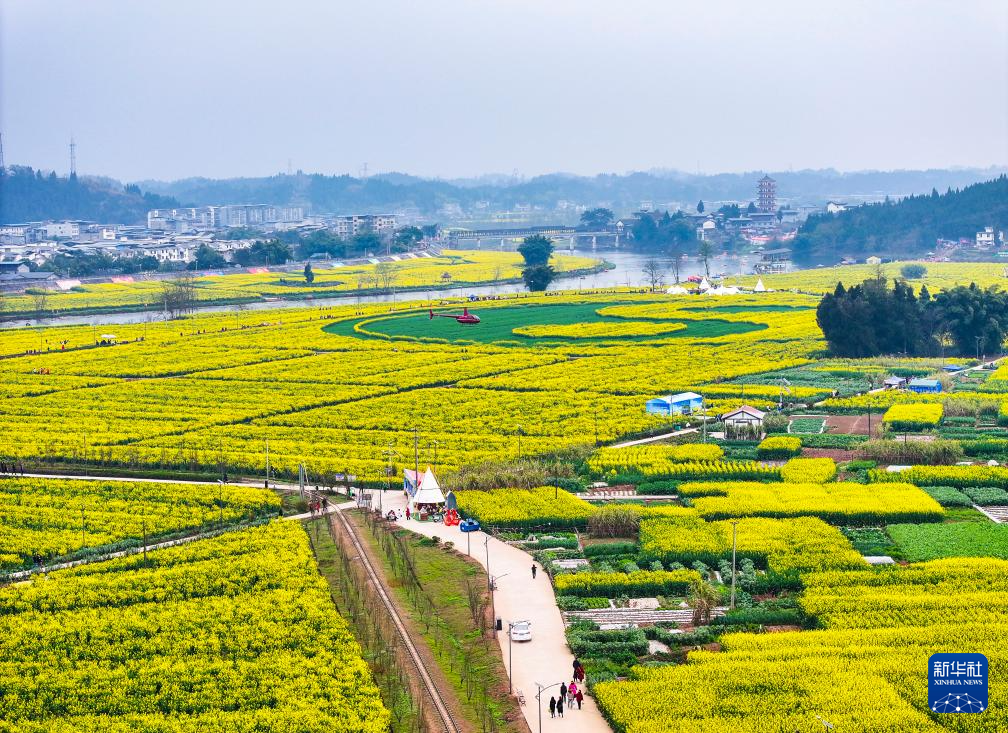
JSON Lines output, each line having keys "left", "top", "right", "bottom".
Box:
{"left": 325, "top": 302, "right": 765, "bottom": 345}
{"left": 887, "top": 521, "right": 1008, "bottom": 561}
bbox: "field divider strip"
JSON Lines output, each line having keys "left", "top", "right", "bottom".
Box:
{"left": 329, "top": 507, "right": 460, "bottom": 733}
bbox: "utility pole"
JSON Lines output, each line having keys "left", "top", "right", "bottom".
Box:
{"left": 381, "top": 443, "right": 399, "bottom": 515}
{"left": 413, "top": 427, "right": 419, "bottom": 480}
{"left": 485, "top": 536, "right": 491, "bottom": 591}
{"left": 81, "top": 507, "right": 85, "bottom": 548}
{"left": 867, "top": 380, "right": 872, "bottom": 437}
{"left": 265, "top": 438, "right": 270, "bottom": 489}
{"left": 508, "top": 622, "right": 514, "bottom": 693}
{"left": 730, "top": 519, "right": 739, "bottom": 609}
{"left": 0, "top": 132, "right": 5, "bottom": 171}
{"left": 69, "top": 136, "right": 76, "bottom": 176}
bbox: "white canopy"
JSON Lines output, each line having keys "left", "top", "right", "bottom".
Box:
{"left": 411, "top": 467, "right": 445, "bottom": 505}
{"left": 666, "top": 285, "right": 689, "bottom": 294}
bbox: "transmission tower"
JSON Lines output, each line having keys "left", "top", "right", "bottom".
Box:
{"left": 69, "top": 137, "right": 77, "bottom": 176}
{"left": 0, "top": 132, "right": 5, "bottom": 171}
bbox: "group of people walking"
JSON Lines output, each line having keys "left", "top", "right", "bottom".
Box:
{"left": 547, "top": 658, "right": 586, "bottom": 719}
{"left": 307, "top": 496, "right": 329, "bottom": 516}
{"left": 0, "top": 461, "right": 25, "bottom": 476}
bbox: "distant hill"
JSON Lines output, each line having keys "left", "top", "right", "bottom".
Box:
{"left": 4, "top": 163, "right": 1006, "bottom": 226}
{"left": 0, "top": 166, "right": 178, "bottom": 225}
{"left": 792, "top": 175, "right": 1008, "bottom": 265}
{"left": 137, "top": 167, "right": 1006, "bottom": 219}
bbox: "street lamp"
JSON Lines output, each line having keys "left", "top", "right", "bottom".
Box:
{"left": 506, "top": 619, "right": 525, "bottom": 693}
{"left": 534, "top": 682, "right": 563, "bottom": 733}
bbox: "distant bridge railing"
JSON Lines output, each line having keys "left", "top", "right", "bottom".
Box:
{"left": 446, "top": 225, "right": 616, "bottom": 241}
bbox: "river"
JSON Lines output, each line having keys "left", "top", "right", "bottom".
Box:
{"left": 1, "top": 248, "right": 753, "bottom": 330}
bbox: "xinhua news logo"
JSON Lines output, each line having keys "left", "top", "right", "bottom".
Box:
{"left": 929, "top": 653, "right": 988, "bottom": 713}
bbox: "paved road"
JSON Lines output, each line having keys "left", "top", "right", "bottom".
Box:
{"left": 610, "top": 427, "right": 698, "bottom": 448}
{"left": 378, "top": 490, "right": 612, "bottom": 733}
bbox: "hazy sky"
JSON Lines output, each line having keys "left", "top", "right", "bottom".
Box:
{"left": 2, "top": 0, "right": 1006, "bottom": 181}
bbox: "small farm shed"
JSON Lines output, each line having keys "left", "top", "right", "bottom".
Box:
{"left": 883, "top": 376, "right": 907, "bottom": 390}
{"left": 720, "top": 405, "right": 766, "bottom": 439}
{"left": 907, "top": 378, "right": 942, "bottom": 394}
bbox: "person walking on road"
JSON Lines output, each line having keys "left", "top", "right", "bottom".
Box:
{"left": 575, "top": 690, "right": 583, "bottom": 709}
{"left": 568, "top": 681, "right": 578, "bottom": 709}
{"left": 531, "top": 563, "right": 537, "bottom": 579}
{"left": 556, "top": 696, "right": 564, "bottom": 717}
{"left": 549, "top": 697, "right": 556, "bottom": 718}
{"left": 559, "top": 681, "right": 567, "bottom": 707}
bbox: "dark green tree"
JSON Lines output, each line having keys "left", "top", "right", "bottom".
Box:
{"left": 394, "top": 226, "right": 424, "bottom": 249}
{"left": 304, "top": 263, "right": 314, "bottom": 284}
{"left": 718, "top": 203, "right": 741, "bottom": 219}
{"left": 518, "top": 234, "right": 555, "bottom": 291}
{"left": 580, "top": 208, "right": 614, "bottom": 229}
{"left": 696, "top": 200, "right": 705, "bottom": 213}
{"left": 233, "top": 239, "right": 292, "bottom": 267}
{"left": 934, "top": 284, "right": 1008, "bottom": 357}
{"left": 194, "top": 244, "right": 226, "bottom": 270}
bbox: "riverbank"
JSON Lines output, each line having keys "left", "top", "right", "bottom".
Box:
{"left": 0, "top": 262, "right": 611, "bottom": 325}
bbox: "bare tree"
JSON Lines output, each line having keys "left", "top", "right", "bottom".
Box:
{"left": 162, "top": 274, "right": 197, "bottom": 319}
{"left": 698, "top": 240, "right": 713, "bottom": 279}
{"left": 642, "top": 258, "right": 665, "bottom": 292}
{"left": 375, "top": 262, "right": 399, "bottom": 291}
{"left": 668, "top": 238, "right": 683, "bottom": 284}
{"left": 30, "top": 288, "right": 49, "bottom": 314}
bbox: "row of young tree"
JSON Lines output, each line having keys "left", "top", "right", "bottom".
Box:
{"left": 817, "top": 276, "right": 1008, "bottom": 358}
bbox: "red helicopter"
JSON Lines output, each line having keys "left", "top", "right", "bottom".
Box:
{"left": 429, "top": 307, "right": 481, "bottom": 324}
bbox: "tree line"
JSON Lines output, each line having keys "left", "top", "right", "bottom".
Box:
{"left": 817, "top": 276, "right": 1008, "bottom": 358}
{"left": 0, "top": 166, "right": 178, "bottom": 224}
{"left": 794, "top": 175, "right": 1008, "bottom": 264}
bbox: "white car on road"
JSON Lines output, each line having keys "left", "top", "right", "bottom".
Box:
{"left": 510, "top": 620, "right": 532, "bottom": 642}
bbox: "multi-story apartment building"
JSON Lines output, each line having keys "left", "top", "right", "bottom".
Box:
{"left": 329, "top": 214, "right": 397, "bottom": 238}
{"left": 147, "top": 204, "right": 305, "bottom": 231}
{"left": 216, "top": 204, "right": 305, "bottom": 228}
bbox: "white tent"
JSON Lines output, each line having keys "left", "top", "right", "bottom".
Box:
{"left": 698, "top": 277, "right": 711, "bottom": 291}
{"left": 704, "top": 285, "right": 741, "bottom": 296}
{"left": 754, "top": 278, "right": 766, "bottom": 292}
{"left": 666, "top": 285, "right": 689, "bottom": 295}
{"left": 411, "top": 467, "right": 446, "bottom": 506}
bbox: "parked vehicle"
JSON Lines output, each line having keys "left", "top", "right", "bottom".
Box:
{"left": 510, "top": 620, "right": 532, "bottom": 642}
